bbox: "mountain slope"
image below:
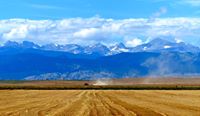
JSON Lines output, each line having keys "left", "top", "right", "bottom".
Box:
{"left": 1, "top": 47, "right": 200, "bottom": 80}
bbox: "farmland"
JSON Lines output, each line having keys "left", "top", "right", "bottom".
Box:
{"left": 0, "top": 90, "right": 200, "bottom": 116}
{"left": 1, "top": 78, "right": 200, "bottom": 116}
{"left": 1, "top": 78, "right": 200, "bottom": 90}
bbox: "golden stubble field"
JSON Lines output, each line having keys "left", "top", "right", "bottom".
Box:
{"left": 0, "top": 90, "right": 200, "bottom": 116}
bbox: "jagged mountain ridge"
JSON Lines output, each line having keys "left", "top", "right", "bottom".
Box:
{"left": 133, "top": 38, "right": 200, "bottom": 52}
{"left": 3, "top": 38, "right": 200, "bottom": 56}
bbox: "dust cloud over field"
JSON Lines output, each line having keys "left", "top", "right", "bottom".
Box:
{"left": 0, "top": 90, "right": 200, "bottom": 116}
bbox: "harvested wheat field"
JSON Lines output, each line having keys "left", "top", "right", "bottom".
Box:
{"left": 0, "top": 90, "right": 200, "bottom": 116}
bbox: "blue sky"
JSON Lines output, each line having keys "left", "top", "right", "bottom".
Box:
{"left": 0, "top": 0, "right": 200, "bottom": 19}
{"left": 0, "top": 0, "right": 200, "bottom": 47}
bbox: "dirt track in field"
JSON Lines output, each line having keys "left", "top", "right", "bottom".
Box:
{"left": 0, "top": 90, "right": 200, "bottom": 116}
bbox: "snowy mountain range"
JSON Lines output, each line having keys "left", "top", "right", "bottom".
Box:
{"left": 3, "top": 38, "right": 200, "bottom": 56}
{"left": 1, "top": 38, "right": 200, "bottom": 80}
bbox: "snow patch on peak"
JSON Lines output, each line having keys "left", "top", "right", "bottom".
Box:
{"left": 164, "top": 45, "right": 171, "bottom": 49}
{"left": 111, "top": 46, "right": 129, "bottom": 52}
{"left": 143, "top": 47, "right": 147, "bottom": 51}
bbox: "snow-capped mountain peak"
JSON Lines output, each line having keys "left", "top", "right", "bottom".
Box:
{"left": 133, "top": 38, "right": 200, "bottom": 52}
{"left": 4, "top": 41, "right": 40, "bottom": 49}
{"left": 84, "top": 43, "right": 110, "bottom": 55}
{"left": 21, "top": 41, "right": 40, "bottom": 49}
{"left": 4, "top": 41, "right": 19, "bottom": 47}
{"left": 109, "top": 43, "right": 129, "bottom": 55}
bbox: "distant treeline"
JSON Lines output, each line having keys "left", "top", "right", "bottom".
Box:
{"left": 1, "top": 85, "right": 200, "bottom": 90}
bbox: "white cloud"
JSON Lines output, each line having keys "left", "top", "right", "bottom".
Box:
{"left": 157, "top": 0, "right": 200, "bottom": 7}
{"left": 180, "top": 0, "right": 200, "bottom": 6}
{"left": 3, "top": 25, "right": 28, "bottom": 39}
{"left": 126, "top": 38, "right": 143, "bottom": 47}
{"left": 0, "top": 17, "right": 200, "bottom": 46}
{"left": 73, "top": 28, "right": 99, "bottom": 38}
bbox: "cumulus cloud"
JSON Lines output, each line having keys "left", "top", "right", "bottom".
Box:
{"left": 0, "top": 17, "right": 200, "bottom": 46}
{"left": 73, "top": 28, "right": 99, "bottom": 38}
{"left": 126, "top": 38, "right": 143, "bottom": 47}
{"left": 2, "top": 25, "right": 28, "bottom": 39}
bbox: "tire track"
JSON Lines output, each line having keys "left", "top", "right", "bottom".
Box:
{"left": 88, "top": 91, "right": 130, "bottom": 116}
{"left": 111, "top": 91, "right": 200, "bottom": 116}
{"left": 53, "top": 91, "right": 89, "bottom": 116}
{"left": 0, "top": 90, "right": 81, "bottom": 116}
{"left": 101, "top": 91, "right": 164, "bottom": 116}
{"left": 117, "top": 91, "right": 200, "bottom": 112}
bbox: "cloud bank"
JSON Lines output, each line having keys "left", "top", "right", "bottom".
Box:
{"left": 1, "top": 17, "right": 200, "bottom": 46}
